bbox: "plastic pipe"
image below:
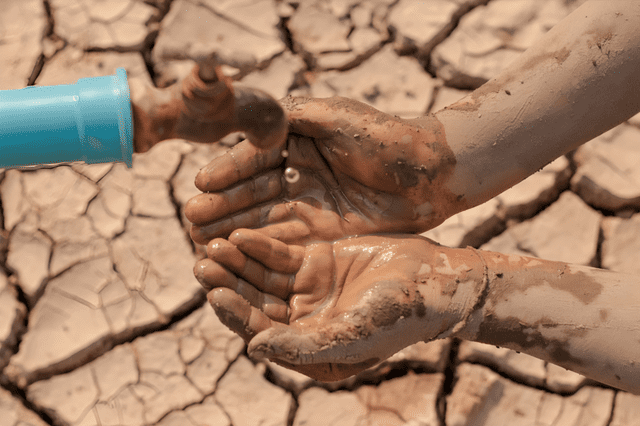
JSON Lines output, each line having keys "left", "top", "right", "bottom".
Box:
{"left": 0, "top": 68, "right": 133, "bottom": 169}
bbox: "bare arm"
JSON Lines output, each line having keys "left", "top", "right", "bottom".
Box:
{"left": 451, "top": 250, "right": 640, "bottom": 395}
{"left": 184, "top": 2, "right": 640, "bottom": 245}
{"left": 437, "top": 0, "right": 640, "bottom": 207}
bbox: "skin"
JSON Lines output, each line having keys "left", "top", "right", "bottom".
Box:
{"left": 438, "top": 0, "right": 640, "bottom": 207}
{"left": 196, "top": 231, "right": 476, "bottom": 382}
{"left": 185, "top": 99, "right": 467, "bottom": 245}
{"left": 184, "top": 0, "right": 640, "bottom": 245}
{"left": 197, "top": 230, "right": 640, "bottom": 394}
{"left": 133, "top": 0, "right": 640, "bottom": 390}
{"left": 457, "top": 252, "right": 640, "bottom": 396}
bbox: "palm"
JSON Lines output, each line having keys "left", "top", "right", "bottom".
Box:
{"left": 195, "top": 230, "right": 463, "bottom": 381}
{"left": 185, "top": 96, "right": 467, "bottom": 245}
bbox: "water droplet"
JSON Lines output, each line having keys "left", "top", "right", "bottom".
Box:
{"left": 284, "top": 167, "right": 300, "bottom": 183}
{"left": 281, "top": 149, "right": 289, "bottom": 158}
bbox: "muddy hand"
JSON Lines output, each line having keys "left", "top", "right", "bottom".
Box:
{"left": 186, "top": 96, "right": 469, "bottom": 245}
{"left": 194, "top": 230, "right": 472, "bottom": 381}
{"left": 130, "top": 60, "right": 287, "bottom": 153}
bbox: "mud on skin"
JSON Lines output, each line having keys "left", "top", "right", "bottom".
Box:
{"left": 457, "top": 251, "right": 640, "bottom": 394}
{"left": 199, "top": 233, "right": 483, "bottom": 382}
{"left": 200, "top": 228, "right": 640, "bottom": 391}
{"left": 185, "top": 96, "right": 470, "bottom": 246}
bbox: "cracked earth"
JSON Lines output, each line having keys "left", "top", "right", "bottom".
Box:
{"left": 1, "top": 0, "right": 640, "bottom": 425}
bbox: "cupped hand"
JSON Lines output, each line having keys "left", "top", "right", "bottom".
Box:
{"left": 185, "top": 96, "right": 468, "bottom": 245}
{"left": 194, "top": 230, "right": 479, "bottom": 381}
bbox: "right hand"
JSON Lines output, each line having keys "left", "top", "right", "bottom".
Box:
{"left": 185, "top": 96, "right": 468, "bottom": 245}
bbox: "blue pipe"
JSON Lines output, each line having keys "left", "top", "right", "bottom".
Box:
{"left": 0, "top": 68, "right": 133, "bottom": 169}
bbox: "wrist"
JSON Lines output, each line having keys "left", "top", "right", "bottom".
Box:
{"left": 395, "top": 115, "right": 470, "bottom": 230}
{"left": 442, "top": 247, "right": 490, "bottom": 341}
{"left": 412, "top": 241, "right": 487, "bottom": 342}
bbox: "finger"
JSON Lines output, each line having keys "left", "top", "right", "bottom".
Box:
{"left": 208, "top": 287, "right": 274, "bottom": 343}
{"left": 191, "top": 215, "right": 311, "bottom": 246}
{"left": 207, "top": 239, "right": 294, "bottom": 300}
{"left": 247, "top": 325, "right": 378, "bottom": 368}
{"left": 194, "top": 258, "right": 289, "bottom": 322}
{"left": 282, "top": 96, "right": 385, "bottom": 140}
{"left": 189, "top": 202, "right": 293, "bottom": 245}
{"left": 281, "top": 96, "right": 338, "bottom": 140}
{"left": 195, "top": 139, "right": 284, "bottom": 192}
{"left": 229, "top": 228, "right": 305, "bottom": 274}
{"left": 185, "top": 169, "right": 283, "bottom": 225}
{"left": 189, "top": 201, "right": 297, "bottom": 245}
{"left": 252, "top": 222, "right": 311, "bottom": 245}
{"left": 247, "top": 326, "right": 315, "bottom": 363}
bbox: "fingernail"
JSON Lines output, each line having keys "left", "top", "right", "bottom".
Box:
{"left": 193, "top": 262, "right": 206, "bottom": 283}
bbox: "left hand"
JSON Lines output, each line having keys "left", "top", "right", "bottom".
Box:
{"left": 194, "top": 230, "right": 471, "bottom": 381}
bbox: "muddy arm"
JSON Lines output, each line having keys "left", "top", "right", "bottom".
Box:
{"left": 199, "top": 229, "right": 640, "bottom": 390}
{"left": 450, "top": 249, "right": 640, "bottom": 395}
{"left": 184, "top": 1, "right": 640, "bottom": 245}
{"left": 436, "top": 0, "right": 640, "bottom": 208}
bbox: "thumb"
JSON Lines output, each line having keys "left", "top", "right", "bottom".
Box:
{"left": 248, "top": 325, "right": 382, "bottom": 383}
{"left": 247, "top": 326, "right": 320, "bottom": 364}
{"left": 247, "top": 321, "right": 371, "bottom": 365}
{"left": 280, "top": 96, "right": 341, "bottom": 140}
{"left": 281, "top": 95, "right": 392, "bottom": 141}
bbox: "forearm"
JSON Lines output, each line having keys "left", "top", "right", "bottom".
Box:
{"left": 436, "top": 0, "right": 640, "bottom": 208}
{"left": 450, "top": 249, "right": 640, "bottom": 394}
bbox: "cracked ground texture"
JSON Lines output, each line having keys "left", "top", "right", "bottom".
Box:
{"left": 1, "top": 0, "right": 640, "bottom": 425}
